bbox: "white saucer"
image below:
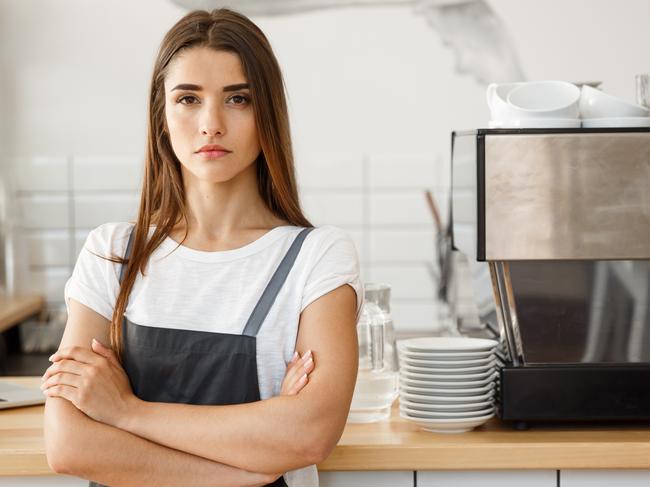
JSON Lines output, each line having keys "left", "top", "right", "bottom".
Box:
{"left": 488, "top": 118, "right": 581, "bottom": 128}
{"left": 399, "top": 410, "right": 495, "bottom": 433}
{"left": 400, "top": 398, "right": 493, "bottom": 412}
{"left": 400, "top": 404, "right": 494, "bottom": 419}
{"left": 400, "top": 356, "right": 495, "bottom": 368}
{"left": 581, "top": 117, "right": 650, "bottom": 127}
{"left": 400, "top": 382, "right": 495, "bottom": 396}
{"left": 398, "top": 337, "right": 498, "bottom": 353}
{"left": 398, "top": 348, "right": 495, "bottom": 361}
{"left": 399, "top": 388, "right": 495, "bottom": 404}
{"left": 400, "top": 374, "right": 496, "bottom": 390}
{"left": 401, "top": 360, "right": 497, "bottom": 375}
{"left": 400, "top": 369, "right": 495, "bottom": 382}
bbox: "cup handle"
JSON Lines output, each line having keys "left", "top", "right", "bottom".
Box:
{"left": 486, "top": 83, "right": 498, "bottom": 110}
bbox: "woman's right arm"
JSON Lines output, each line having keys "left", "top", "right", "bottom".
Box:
{"left": 44, "top": 299, "right": 277, "bottom": 487}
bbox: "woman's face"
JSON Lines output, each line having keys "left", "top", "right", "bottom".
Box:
{"left": 163, "top": 47, "right": 261, "bottom": 184}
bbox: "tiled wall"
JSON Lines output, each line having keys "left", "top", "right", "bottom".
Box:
{"left": 10, "top": 153, "right": 455, "bottom": 334}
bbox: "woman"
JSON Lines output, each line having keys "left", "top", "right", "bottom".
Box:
{"left": 42, "top": 8, "right": 362, "bottom": 487}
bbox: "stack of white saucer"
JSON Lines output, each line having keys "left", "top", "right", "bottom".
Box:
{"left": 397, "top": 337, "right": 499, "bottom": 434}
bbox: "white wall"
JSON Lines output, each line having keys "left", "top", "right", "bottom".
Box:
{"left": 2, "top": 0, "right": 649, "bottom": 336}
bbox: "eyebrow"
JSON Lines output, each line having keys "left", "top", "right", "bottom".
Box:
{"left": 170, "top": 83, "right": 250, "bottom": 92}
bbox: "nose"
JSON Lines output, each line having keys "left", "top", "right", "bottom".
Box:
{"left": 200, "top": 103, "right": 226, "bottom": 137}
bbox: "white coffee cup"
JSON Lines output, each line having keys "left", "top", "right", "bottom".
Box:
{"left": 506, "top": 80, "right": 581, "bottom": 119}
{"left": 580, "top": 85, "right": 650, "bottom": 118}
{"left": 486, "top": 82, "right": 525, "bottom": 122}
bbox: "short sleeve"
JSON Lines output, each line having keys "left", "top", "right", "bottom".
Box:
{"left": 300, "top": 226, "right": 365, "bottom": 324}
{"left": 63, "top": 222, "right": 132, "bottom": 321}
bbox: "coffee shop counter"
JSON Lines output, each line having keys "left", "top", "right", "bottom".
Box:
{"left": 2, "top": 377, "right": 650, "bottom": 487}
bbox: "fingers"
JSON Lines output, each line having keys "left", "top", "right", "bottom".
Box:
{"left": 281, "top": 350, "right": 314, "bottom": 395}
{"left": 41, "top": 359, "right": 86, "bottom": 383}
{"left": 286, "top": 373, "right": 308, "bottom": 395}
{"left": 40, "top": 372, "right": 82, "bottom": 393}
{"left": 49, "top": 345, "right": 102, "bottom": 366}
{"left": 285, "top": 350, "right": 312, "bottom": 382}
{"left": 41, "top": 383, "right": 78, "bottom": 407}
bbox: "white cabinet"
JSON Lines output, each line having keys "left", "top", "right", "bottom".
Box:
{"left": 561, "top": 470, "right": 650, "bottom": 487}
{"left": 0, "top": 477, "right": 86, "bottom": 486}
{"left": 417, "top": 470, "right": 558, "bottom": 487}
{"left": 319, "top": 470, "right": 413, "bottom": 487}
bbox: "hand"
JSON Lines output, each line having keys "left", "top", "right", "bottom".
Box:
{"left": 40, "top": 339, "right": 138, "bottom": 428}
{"left": 280, "top": 349, "right": 313, "bottom": 396}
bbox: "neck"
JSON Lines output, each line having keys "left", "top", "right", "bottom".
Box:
{"left": 175, "top": 162, "right": 288, "bottom": 240}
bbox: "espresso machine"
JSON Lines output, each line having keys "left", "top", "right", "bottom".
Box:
{"left": 451, "top": 127, "right": 650, "bottom": 428}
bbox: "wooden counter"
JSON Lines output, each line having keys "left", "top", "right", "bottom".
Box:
{"left": 2, "top": 376, "right": 650, "bottom": 476}
{"left": 0, "top": 294, "right": 45, "bottom": 333}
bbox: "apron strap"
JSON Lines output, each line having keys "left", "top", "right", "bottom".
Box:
{"left": 118, "top": 224, "right": 315, "bottom": 337}
{"left": 119, "top": 224, "right": 137, "bottom": 284}
{"left": 242, "top": 227, "right": 315, "bottom": 337}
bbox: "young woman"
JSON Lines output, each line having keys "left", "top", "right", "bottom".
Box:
{"left": 41, "top": 8, "right": 363, "bottom": 487}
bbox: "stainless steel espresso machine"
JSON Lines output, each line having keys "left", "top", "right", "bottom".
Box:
{"left": 451, "top": 127, "right": 650, "bottom": 429}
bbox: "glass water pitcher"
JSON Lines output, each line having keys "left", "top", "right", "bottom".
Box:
{"left": 347, "top": 283, "right": 399, "bottom": 423}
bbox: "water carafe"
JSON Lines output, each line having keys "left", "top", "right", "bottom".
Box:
{"left": 347, "top": 283, "right": 399, "bottom": 423}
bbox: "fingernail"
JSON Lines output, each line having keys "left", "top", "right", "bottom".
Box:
{"left": 304, "top": 357, "right": 313, "bottom": 370}
{"left": 292, "top": 351, "right": 299, "bottom": 361}
{"left": 304, "top": 349, "right": 312, "bottom": 359}
{"left": 300, "top": 373, "right": 307, "bottom": 381}
{"left": 48, "top": 355, "right": 54, "bottom": 361}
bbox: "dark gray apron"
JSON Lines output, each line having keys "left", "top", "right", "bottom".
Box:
{"left": 89, "top": 225, "right": 314, "bottom": 487}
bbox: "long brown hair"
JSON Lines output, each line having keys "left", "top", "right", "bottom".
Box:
{"left": 101, "top": 8, "right": 312, "bottom": 362}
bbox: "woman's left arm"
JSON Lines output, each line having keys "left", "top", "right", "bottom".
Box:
{"left": 46, "top": 283, "right": 359, "bottom": 475}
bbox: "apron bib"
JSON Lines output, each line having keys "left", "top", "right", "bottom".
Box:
{"left": 89, "top": 225, "right": 314, "bottom": 487}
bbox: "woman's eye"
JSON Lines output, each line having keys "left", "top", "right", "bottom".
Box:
{"left": 228, "top": 94, "right": 249, "bottom": 105}
{"left": 177, "top": 95, "right": 198, "bottom": 105}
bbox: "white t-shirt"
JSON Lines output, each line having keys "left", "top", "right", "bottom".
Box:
{"left": 64, "top": 221, "right": 365, "bottom": 487}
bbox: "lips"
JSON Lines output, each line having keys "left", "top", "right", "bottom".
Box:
{"left": 196, "top": 144, "right": 231, "bottom": 160}
{"left": 197, "top": 144, "right": 230, "bottom": 153}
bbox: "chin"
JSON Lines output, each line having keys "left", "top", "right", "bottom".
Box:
{"left": 195, "top": 168, "right": 243, "bottom": 184}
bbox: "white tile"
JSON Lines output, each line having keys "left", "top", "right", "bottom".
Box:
{"left": 26, "top": 230, "right": 71, "bottom": 266}
{"left": 27, "top": 267, "right": 71, "bottom": 304}
{"left": 368, "top": 153, "right": 438, "bottom": 189}
{"left": 369, "top": 192, "right": 433, "bottom": 225}
{"left": 359, "top": 261, "right": 372, "bottom": 284}
{"left": 296, "top": 154, "right": 363, "bottom": 190}
{"left": 320, "top": 471, "right": 412, "bottom": 487}
{"left": 418, "top": 470, "right": 557, "bottom": 487}
{"left": 10, "top": 156, "right": 69, "bottom": 192}
{"left": 561, "top": 470, "right": 650, "bottom": 487}
{"left": 0, "top": 476, "right": 88, "bottom": 486}
{"left": 369, "top": 228, "right": 435, "bottom": 262}
{"left": 74, "top": 194, "right": 139, "bottom": 228}
{"left": 72, "top": 156, "right": 143, "bottom": 191}
{"left": 17, "top": 195, "right": 70, "bottom": 229}
{"left": 433, "top": 154, "right": 452, "bottom": 191}
{"left": 365, "top": 264, "right": 434, "bottom": 300}
{"left": 300, "top": 191, "right": 364, "bottom": 226}
{"left": 390, "top": 300, "right": 443, "bottom": 333}
{"left": 74, "top": 229, "right": 93, "bottom": 257}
